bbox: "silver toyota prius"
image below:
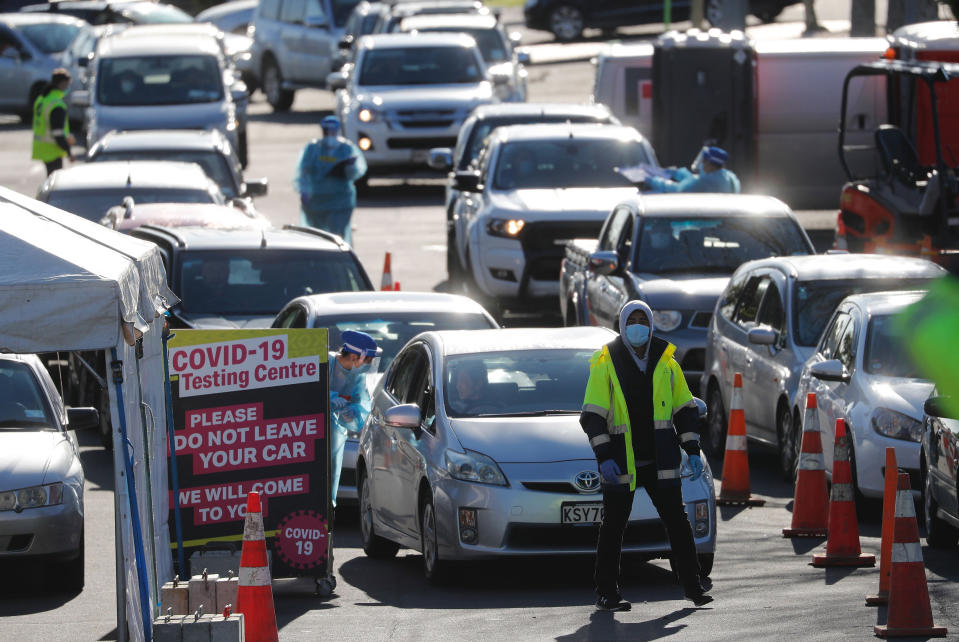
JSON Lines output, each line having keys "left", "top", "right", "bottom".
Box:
{"left": 356, "top": 327, "right": 717, "bottom": 582}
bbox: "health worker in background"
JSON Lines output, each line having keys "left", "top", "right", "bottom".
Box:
{"left": 646, "top": 145, "right": 740, "bottom": 194}
{"left": 294, "top": 115, "right": 367, "bottom": 245}
{"left": 329, "top": 330, "right": 380, "bottom": 509}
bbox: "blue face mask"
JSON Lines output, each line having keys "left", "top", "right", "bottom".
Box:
{"left": 624, "top": 323, "right": 650, "bottom": 348}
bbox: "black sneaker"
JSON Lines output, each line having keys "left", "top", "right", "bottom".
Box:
{"left": 685, "top": 591, "right": 713, "bottom": 607}
{"left": 596, "top": 595, "right": 631, "bottom": 611}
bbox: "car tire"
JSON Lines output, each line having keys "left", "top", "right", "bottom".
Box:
{"left": 923, "top": 466, "right": 959, "bottom": 548}
{"left": 753, "top": 8, "right": 783, "bottom": 23}
{"left": 62, "top": 528, "right": 85, "bottom": 591}
{"left": 420, "top": 493, "right": 449, "bottom": 583}
{"left": 446, "top": 225, "right": 464, "bottom": 288}
{"left": 358, "top": 471, "right": 400, "bottom": 559}
{"left": 262, "top": 57, "right": 294, "bottom": 112}
{"left": 777, "top": 402, "right": 797, "bottom": 482}
{"left": 704, "top": 384, "right": 726, "bottom": 458}
{"left": 548, "top": 5, "right": 585, "bottom": 42}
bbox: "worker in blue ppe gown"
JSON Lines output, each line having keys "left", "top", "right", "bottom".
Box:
{"left": 329, "top": 330, "right": 381, "bottom": 508}
{"left": 294, "top": 115, "right": 367, "bottom": 245}
{"left": 645, "top": 146, "right": 741, "bottom": 194}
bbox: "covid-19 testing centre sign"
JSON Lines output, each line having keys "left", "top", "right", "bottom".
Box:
{"left": 166, "top": 329, "right": 331, "bottom": 580}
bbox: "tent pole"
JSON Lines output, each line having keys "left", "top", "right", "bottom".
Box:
{"left": 115, "top": 485, "right": 127, "bottom": 642}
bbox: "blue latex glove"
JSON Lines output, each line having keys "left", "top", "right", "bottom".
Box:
{"left": 688, "top": 454, "right": 705, "bottom": 481}
{"left": 598, "top": 459, "right": 621, "bottom": 484}
{"left": 330, "top": 394, "right": 347, "bottom": 410}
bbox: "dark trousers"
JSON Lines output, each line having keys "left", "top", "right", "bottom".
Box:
{"left": 594, "top": 464, "right": 702, "bottom": 599}
{"left": 44, "top": 158, "right": 63, "bottom": 176}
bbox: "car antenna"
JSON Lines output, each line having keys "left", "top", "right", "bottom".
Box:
{"left": 126, "top": 163, "right": 132, "bottom": 187}
{"left": 260, "top": 228, "right": 267, "bottom": 248}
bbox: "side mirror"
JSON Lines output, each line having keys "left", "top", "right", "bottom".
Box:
{"left": 809, "top": 359, "right": 849, "bottom": 383}
{"left": 67, "top": 407, "right": 99, "bottom": 431}
{"left": 428, "top": 147, "right": 453, "bottom": 171}
{"left": 78, "top": 53, "right": 91, "bottom": 68}
{"left": 337, "top": 37, "right": 353, "bottom": 50}
{"left": 747, "top": 327, "right": 777, "bottom": 346}
{"left": 516, "top": 50, "right": 531, "bottom": 65}
{"left": 326, "top": 71, "right": 347, "bottom": 90}
{"left": 384, "top": 403, "right": 421, "bottom": 429}
{"left": 587, "top": 250, "right": 619, "bottom": 276}
{"left": 70, "top": 90, "right": 90, "bottom": 108}
{"left": 303, "top": 15, "right": 328, "bottom": 29}
{"left": 924, "top": 395, "right": 957, "bottom": 419}
{"left": 453, "top": 170, "right": 480, "bottom": 192}
{"left": 693, "top": 397, "right": 707, "bottom": 420}
{"left": 244, "top": 177, "right": 268, "bottom": 197}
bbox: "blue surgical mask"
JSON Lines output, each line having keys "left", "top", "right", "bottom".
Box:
{"left": 624, "top": 323, "right": 650, "bottom": 348}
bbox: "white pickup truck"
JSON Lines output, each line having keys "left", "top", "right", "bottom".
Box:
{"left": 449, "top": 123, "right": 656, "bottom": 314}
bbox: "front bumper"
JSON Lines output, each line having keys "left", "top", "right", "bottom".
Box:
{"left": 855, "top": 433, "right": 920, "bottom": 498}
{"left": 0, "top": 490, "right": 83, "bottom": 559}
{"left": 345, "top": 114, "right": 465, "bottom": 171}
{"left": 431, "top": 460, "right": 716, "bottom": 560}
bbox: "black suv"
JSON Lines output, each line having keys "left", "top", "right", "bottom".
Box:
{"left": 524, "top": 0, "right": 799, "bottom": 42}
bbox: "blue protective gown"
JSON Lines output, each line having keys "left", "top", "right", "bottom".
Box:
{"left": 295, "top": 136, "right": 368, "bottom": 245}
{"left": 646, "top": 167, "right": 741, "bottom": 194}
{"left": 328, "top": 352, "right": 371, "bottom": 506}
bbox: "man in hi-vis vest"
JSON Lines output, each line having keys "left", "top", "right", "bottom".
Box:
{"left": 32, "top": 68, "right": 75, "bottom": 176}
{"left": 580, "top": 300, "right": 712, "bottom": 611}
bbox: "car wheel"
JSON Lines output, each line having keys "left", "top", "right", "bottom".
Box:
{"left": 704, "top": 0, "right": 723, "bottom": 26}
{"left": 262, "top": 57, "right": 294, "bottom": 112}
{"left": 446, "top": 224, "right": 464, "bottom": 287}
{"left": 704, "top": 384, "right": 726, "bottom": 458}
{"left": 420, "top": 494, "right": 448, "bottom": 583}
{"left": 753, "top": 8, "right": 782, "bottom": 23}
{"left": 548, "top": 5, "right": 584, "bottom": 42}
{"left": 923, "top": 466, "right": 959, "bottom": 548}
{"left": 359, "top": 471, "right": 399, "bottom": 558}
{"left": 777, "top": 402, "right": 797, "bottom": 482}
{"left": 62, "top": 527, "right": 84, "bottom": 591}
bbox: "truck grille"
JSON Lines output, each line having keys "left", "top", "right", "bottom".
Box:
{"left": 519, "top": 220, "right": 605, "bottom": 283}
{"left": 389, "top": 109, "right": 460, "bottom": 130}
{"left": 386, "top": 136, "right": 457, "bottom": 150}
{"left": 507, "top": 521, "right": 667, "bottom": 550}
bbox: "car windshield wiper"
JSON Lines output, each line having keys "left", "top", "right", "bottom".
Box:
{"left": 474, "top": 410, "right": 579, "bottom": 417}
{"left": 643, "top": 265, "right": 733, "bottom": 275}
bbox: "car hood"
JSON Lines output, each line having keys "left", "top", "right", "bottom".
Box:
{"left": 0, "top": 432, "right": 68, "bottom": 489}
{"left": 631, "top": 273, "right": 730, "bottom": 311}
{"left": 448, "top": 415, "right": 592, "bottom": 463}
{"left": 355, "top": 83, "right": 493, "bottom": 110}
{"left": 176, "top": 312, "right": 274, "bottom": 329}
{"left": 493, "top": 187, "right": 638, "bottom": 219}
{"left": 863, "top": 377, "right": 936, "bottom": 419}
{"left": 94, "top": 102, "right": 230, "bottom": 134}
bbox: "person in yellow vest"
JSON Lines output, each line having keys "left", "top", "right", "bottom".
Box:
{"left": 580, "top": 300, "right": 711, "bottom": 611}
{"left": 32, "top": 68, "right": 75, "bottom": 176}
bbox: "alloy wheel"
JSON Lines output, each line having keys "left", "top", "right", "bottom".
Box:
{"left": 549, "top": 6, "right": 584, "bottom": 42}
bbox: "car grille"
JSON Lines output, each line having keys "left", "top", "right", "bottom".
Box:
{"left": 389, "top": 109, "right": 460, "bottom": 130}
{"left": 689, "top": 311, "right": 712, "bottom": 328}
{"left": 507, "top": 520, "right": 668, "bottom": 550}
{"left": 519, "top": 220, "right": 605, "bottom": 283}
{"left": 3, "top": 534, "right": 33, "bottom": 552}
{"left": 522, "top": 481, "right": 598, "bottom": 494}
{"left": 681, "top": 349, "right": 705, "bottom": 373}
{"left": 386, "top": 136, "right": 457, "bottom": 150}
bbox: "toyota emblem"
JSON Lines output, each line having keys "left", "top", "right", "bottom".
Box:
{"left": 573, "top": 470, "right": 601, "bottom": 493}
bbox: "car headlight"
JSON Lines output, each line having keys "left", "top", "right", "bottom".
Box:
{"left": 487, "top": 218, "right": 525, "bottom": 238}
{"left": 0, "top": 482, "right": 63, "bottom": 512}
{"left": 445, "top": 449, "right": 508, "bottom": 486}
{"left": 653, "top": 310, "right": 682, "bottom": 332}
{"left": 357, "top": 106, "right": 382, "bottom": 123}
{"left": 871, "top": 408, "right": 922, "bottom": 442}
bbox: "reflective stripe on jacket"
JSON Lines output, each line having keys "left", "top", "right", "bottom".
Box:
{"left": 580, "top": 338, "right": 699, "bottom": 490}
{"left": 32, "top": 90, "right": 70, "bottom": 163}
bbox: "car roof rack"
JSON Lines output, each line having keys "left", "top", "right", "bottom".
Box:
{"left": 136, "top": 224, "right": 187, "bottom": 248}
{"left": 282, "top": 224, "right": 349, "bottom": 250}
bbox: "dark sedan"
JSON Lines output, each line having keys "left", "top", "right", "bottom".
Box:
{"left": 921, "top": 393, "right": 959, "bottom": 548}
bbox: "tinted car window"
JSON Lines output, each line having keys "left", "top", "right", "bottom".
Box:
{"left": 92, "top": 150, "right": 239, "bottom": 198}
{"left": 331, "top": 0, "right": 361, "bottom": 27}
{"left": 176, "top": 250, "right": 368, "bottom": 315}
{"left": 818, "top": 312, "right": 849, "bottom": 361}
{"left": 757, "top": 282, "right": 785, "bottom": 332}
{"left": 598, "top": 206, "right": 629, "bottom": 252}
{"left": 634, "top": 217, "right": 811, "bottom": 275}
{"left": 734, "top": 276, "right": 768, "bottom": 327}
{"left": 793, "top": 278, "right": 934, "bottom": 347}
{"left": 719, "top": 269, "right": 749, "bottom": 321}
{"left": 493, "top": 139, "right": 649, "bottom": 190}
{"left": 98, "top": 55, "right": 224, "bottom": 106}
{"left": 0, "top": 361, "right": 55, "bottom": 429}
{"left": 121, "top": 2, "right": 193, "bottom": 23}
{"left": 865, "top": 315, "right": 918, "bottom": 377}
{"left": 835, "top": 313, "right": 857, "bottom": 372}
{"left": 358, "top": 46, "right": 482, "bottom": 86}
{"left": 460, "top": 115, "right": 609, "bottom": 170}
{"left": 388, "top": 346, "right": 425, "bottom": 403}
{"left": 46, "top": 187, "right": 219, "bottom": 221}
{"left": 16, "top": 22, "right": 82, "bottom": 54}
{"left": 416, "top": 27, "right": 507, "bottom": 62}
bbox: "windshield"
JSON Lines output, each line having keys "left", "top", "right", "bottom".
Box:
{"left": 122, "top": 2, "right": 193, "bottom": 23}
{"left": 793, "top": 279, "right": 934, "bottom": 347}
{"left": 176, "top": 251, "right": 369, "bottom": 315}
{"left": 461, "top": 115, "right": 609, "bottom": 169}
{"left": 0, "top": 361, "right": 55, "bottom": 429}
{"left": 417, "top": 27, "right": 507, "bottom": 62}
{"left": 864, "top": 315, "right": 920, "bottom": 378}
{"left": 633, "top": 217, "right": 811, "bottom": 274}
{"left": 358, "top": 46, "right": 483, "bottom": 85}
{"left": 314, "top": 312, "right": 494, "bottom": 372}
{"left": 444, "top": 349, "right": 594, "bottom": 418}
{"left": 493, "top": 139, "right": 651, "bottom": 190}
{"left": 46, "top": 188, "right": 218, "bottom": 221}
{"left": 332, "top": 0, "right": 361, "bottom": 27}
{"left": 17, "top": 22, "right": 82, "bottom": 54}
{"left": 97, "top": 55, "right": 224, "bottom": 106}
{"left": 93, "top": 150, "right": 239, "bottom": 198}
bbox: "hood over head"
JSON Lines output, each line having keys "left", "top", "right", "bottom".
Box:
{"left": 619, "top": 299, "right": 654, "bottom": 338}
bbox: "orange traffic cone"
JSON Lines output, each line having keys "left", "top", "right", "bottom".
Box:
{"left": 717, "top": 373, "right": 765, "bottom": 507}
{"left": 234, "top": 492, "right": 279, "bottom": 642}
{"left": 783, "top": 393, "right": 828, "bottom": 537}
{"left": 811, "top": 419, "right": 875, "bottom": 567}
{"left": 874, "top": 473, "right": 948, "bottom": 638}
{"left": 380, "top": 252, "right": 393, "bottom": 291}
{"left": 866, "top": 447, "right": 898, "bottom": 605}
